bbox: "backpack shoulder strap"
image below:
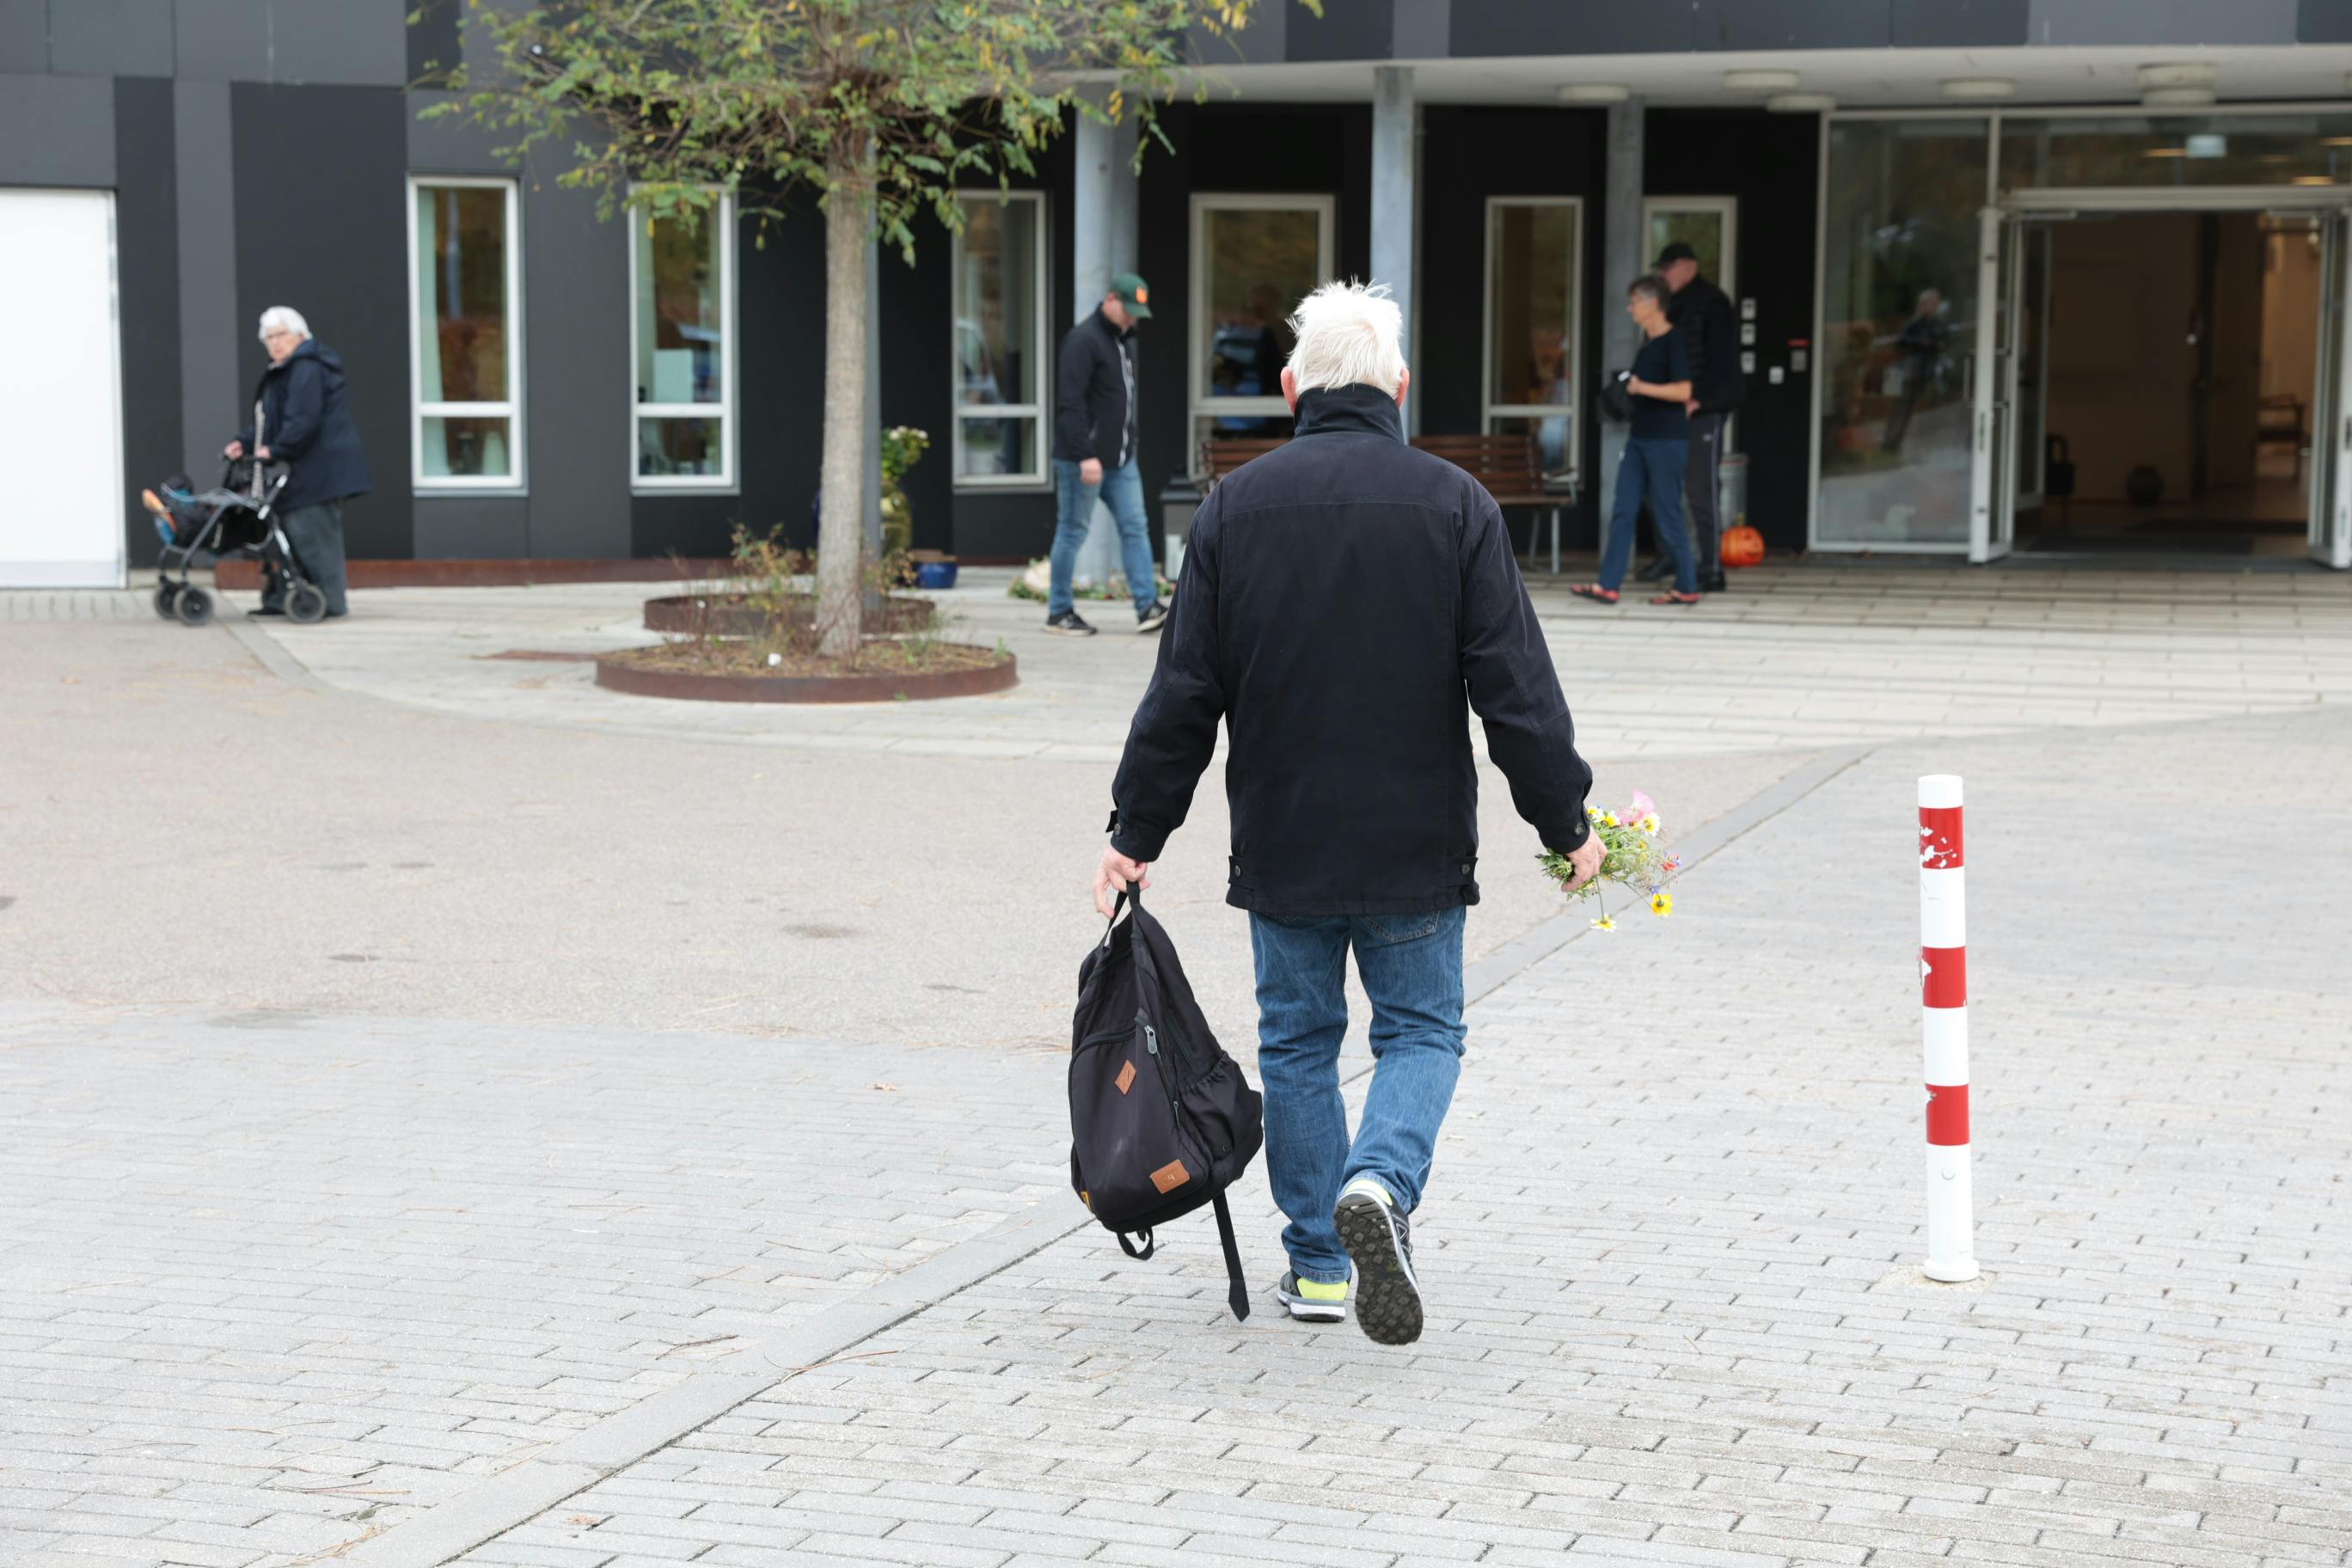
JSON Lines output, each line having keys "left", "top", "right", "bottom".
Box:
{"left": 1117, "top": 1228, "right": 1155, "bottom": 1261}
{"left": 1212, "top": 1192, "right": 1249, "bottom": 1322}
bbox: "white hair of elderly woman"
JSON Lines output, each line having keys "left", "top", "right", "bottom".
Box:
{"left": 1283, "top": 280, "right": 1406, "bottom": 397}
{"left": 257, "top": 306, "right": 310, "bottom": 342}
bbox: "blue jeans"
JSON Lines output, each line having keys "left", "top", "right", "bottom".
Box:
{"left": 1050, "top": 457, "right": 1157, "bottom": 616}
{"left": 1600, "top": 438, "right": 1694, "bottom": 594}
{"left": 1249, "top": 906, "right": 1468, "bottom": 1286}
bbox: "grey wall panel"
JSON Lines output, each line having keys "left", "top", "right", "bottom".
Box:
{"left": 2305, "top": 0, "right": 2352, "bottom": 40}
{"left": 175, "top": 81, "right": 240, "bottom": 493}
{"left": 115, "top": 78, "right": 181, "bottom": 568}
{"left": 1706, "top": 0, "right": 1892, "bottom": 49}
{"left": 407, "top": 0, "right": 461, "bottom": 83}
{"left": 413, "top": 495, "right": 527, "bottom": 557}
{"left": 1288, "top": 0, "right": 1393, "bottom": 61}
{"left": 1393, "top": 0, "right": 1449, "bottom": 58}
{"left": 48, "top": 0, "right": 174, "bottom": 76}
{"left": 173, "top": 0, "right": 268, "bottom": 79}
{"left": 520, "top": 177, "right": 631, "bottom": 558}
{"left": 1892, "top": 0, "right": 2029, "bottom": 46}
{"left": 406, "top": 88, "right": 516, "bottom": 174}
{"left": 1452, "top": 0, "right": 1700, "bottom": 55}
{"left": 2026, "top": 0, "right": 2297, "bottom": 45}
{"left": 0, "top": 0, "right": 45, "bottom": 72}
{"left": 232, "top": 83, "right": 411, "bottom": 558}
{"left": 0, "top": 74, "right": 115, "bottom": 185}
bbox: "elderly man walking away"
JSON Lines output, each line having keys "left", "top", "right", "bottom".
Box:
{"left": 1088, "top": 282, "right": 1604, "bottom": 1345}
{"left": 224, "top": 307, "right": 371, "bottom": 618}
{"left": 1047, "top": 274, "right": 1169, "bottom": 637}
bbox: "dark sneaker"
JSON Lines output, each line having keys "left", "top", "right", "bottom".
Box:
{"left": 1045, "top": 609, "right": 1098, "bottom": 636}
{"left": 1333, "top": 1176, "right": 1422, "bottom": 1345}
{"left": 1699, "top": 571, "right": 1728, "bottom": 594}
{"left": 1136, "top": 600, "right": 1170, "bottom": 634}
{"left": 1635, "top": 557, "right": 1675, "bottom": 583}
{"left": 1275, "top": 1268, "right": 1351, "bottom": 1324}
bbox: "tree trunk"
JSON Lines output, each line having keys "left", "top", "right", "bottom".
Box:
{"left": 816, "top": 156, "right": 873, "bottom": 660}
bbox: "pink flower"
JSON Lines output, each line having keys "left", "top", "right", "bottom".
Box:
{"left": 1623, "top": 789, "right": 1657, "bottom": 824}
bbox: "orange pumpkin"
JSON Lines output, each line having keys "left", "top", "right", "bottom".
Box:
{"left": 1720, "top": 524, "right": 1766, "bottom": 569}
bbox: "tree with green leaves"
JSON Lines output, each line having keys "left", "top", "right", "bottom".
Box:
{"left": 426, "top": 0, "right": 1295, "bottom": 658}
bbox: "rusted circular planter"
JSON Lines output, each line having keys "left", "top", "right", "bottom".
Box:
{"left": 642, "top": 593, "right": 935, "bottom": 637}
{"left": 595, "top": 647, "right": 1016, "bottom": 704}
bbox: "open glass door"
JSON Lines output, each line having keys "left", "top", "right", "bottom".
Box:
{"left": 1967, "top": 205, "right": 2016, "bottom": 563}
{"left": 2315, "top": 210, "right": 2352, "bottom": 569}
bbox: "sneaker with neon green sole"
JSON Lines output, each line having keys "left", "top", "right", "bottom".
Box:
{"left": 1274, "top": 1269, "right": 1351, "bottom": 1323}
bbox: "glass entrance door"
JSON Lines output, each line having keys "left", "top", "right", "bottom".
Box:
{"left": 1968, "top": 205, "right": 2016, "bottom": 562}
{"left": 2314, "top": 211, "right": 2352, "bottom": 569}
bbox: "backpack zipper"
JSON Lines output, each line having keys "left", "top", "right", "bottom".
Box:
{"left": 1138, "top": 1011, "right": 1226, "bottom": 1161}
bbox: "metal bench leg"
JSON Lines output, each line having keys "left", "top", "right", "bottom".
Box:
{"left": 1550, "top": 506, "right": 1561, "bottom": 578}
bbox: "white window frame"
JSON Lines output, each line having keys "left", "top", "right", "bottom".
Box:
{"left": 628, "top": 189, "right": 738, "bottom": 492}
{"left": 1480, "top": 195, "right": 1584, "bottom": 481}
{"left": 1641, "top": 194, "right": 1738, "bottom": 300}
{"left": 950, "top": 189, "right": 1050, "bottom": 489}
{"left": 407, "top": 175, "right": 524, "bottom": 493}
{"left": 1188, "top": 193, "right": 1337, "bottom": 434}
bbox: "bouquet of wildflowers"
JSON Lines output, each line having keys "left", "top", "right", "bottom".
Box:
{"left": 1536, "top": 789, "right": 1681, "bottom": 930}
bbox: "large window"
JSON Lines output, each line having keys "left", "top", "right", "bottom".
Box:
{"left": 631, "top": 194, "right": 736, "bottom": 488}
{"left": 1483, "top": 198, "right": 1583, "bottom": 480}
{"left": 409, "top": 179, "right": 521, "bottom": 488}
{"left": 1190, "top": 194, "right": 1335, "bottom": 458}
{"left": 952, "top": 192, "right": 1047, "bottom": 486}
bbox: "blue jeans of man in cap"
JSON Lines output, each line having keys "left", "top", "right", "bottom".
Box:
{"left": 1249, "top": 906, "right": 1468, "bottom": 1286}
{"left": 1050, "top": 457, "right": 1158, "bottom": 617}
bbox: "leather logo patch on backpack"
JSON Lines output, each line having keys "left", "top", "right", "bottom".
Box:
{"left": 1116, "top": 1061, "right": 1137, "bottom": 1095}
{"left": 1149, "top": 1160, "right": 1190, "bottom": 1194}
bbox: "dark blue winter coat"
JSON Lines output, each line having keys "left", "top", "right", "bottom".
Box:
{"left": 238, "top": 340, "right": 372, "bottom": 510}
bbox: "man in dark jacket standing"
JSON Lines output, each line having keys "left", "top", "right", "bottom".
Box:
{"left": 1641, "top": 242, "right": 1743, "bottom": 593}
{"left": 1048, "top": 275, "right": 1168, "bottom": 636}
{"left": 225, "top": 306, "right": 371, "bottom": 617}
{"left": 1088, "top": 282, "right": 1603, "bottom": 1345}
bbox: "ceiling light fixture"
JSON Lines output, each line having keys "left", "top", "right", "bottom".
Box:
{"left": 1767, "top": 92, "right": 1838, "bottom": 113}
{"left": 2143, "top": 86, "right": 2218, "bottom": 108}
{"left": 1940, "top": 78, "right": 2016, "bottom": 101}
{"left": 2137, "top": 62, "right": 2220, "bottom": 89}
{"left": 1724, "top": 69, "right": 1803, "bottom": 92}
{"left": 1558, "top": 83, "right": 1630, "bottom": 104}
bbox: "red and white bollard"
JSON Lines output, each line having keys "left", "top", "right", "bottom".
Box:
{"left": 1917, "top": 775, "right": 1978, "bottom": 1282}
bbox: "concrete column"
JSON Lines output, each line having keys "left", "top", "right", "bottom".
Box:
{"left": 1598, "top": 99, "right": 1645, "bottom": 526}
{"left": 1068, "top": 95, "right": 1142, "bottom": 592}
{"left": 1371, "top": 65, "right": 1418, "bottom": 432}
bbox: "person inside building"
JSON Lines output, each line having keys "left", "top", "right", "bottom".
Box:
{"left": 223, "top": 306, "right": 371, "bottom": 617}
{"left": 1882, "top": 288, "right": 1947, "bottom": 454}
{"left": 1047, "top": 274, "right": 1170, "bottom": 638}
{"left": 1571, "top": 275, "right": 1699, "bottom": 607}
{"left": 1639, "top": 240, "right": 1743, "bottom": 593}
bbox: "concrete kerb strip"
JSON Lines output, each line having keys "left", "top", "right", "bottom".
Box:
{"left": 336, "top": 743, "right": 1872, "bottom": 1566}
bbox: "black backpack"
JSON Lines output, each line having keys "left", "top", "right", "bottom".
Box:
{"left": 1069, "top": 887, "right": 1264, "bottom": 1320}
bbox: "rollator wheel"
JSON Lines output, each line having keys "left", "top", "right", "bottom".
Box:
{"left": 285, "top": 583, "right": 328, "bottom": 625}
{"left": 175, "top": 586, "right": 215, "bottom": 628}
{"left": 152, "top": 582, "right": 181, "bottom": 620}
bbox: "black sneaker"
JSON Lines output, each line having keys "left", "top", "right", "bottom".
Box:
{"left": 1333, "top": 1177, "right": 1422, "bottom": 1345}
{"left": 1044, "top": 609, "right": 1098, "bottom": 636}
{"left": 1635, "top": 557, "right": 1675, "bottom": 583}
{"left": 1136, "top": 600, "right": 1170, "bottom": 634}
{"left": 1699, "top": 571, "right": 1728, "bottom": 594}
{"left": 1274, "top": 1268, "right": 1351, "bottom": 1323}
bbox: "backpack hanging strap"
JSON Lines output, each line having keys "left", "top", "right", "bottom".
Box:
{"left": 1117, "top": 1228, "right": 1155, "bottom": 1261}
{"left": 1212, "top": 1192, "right": 1250, "bottom": 1322}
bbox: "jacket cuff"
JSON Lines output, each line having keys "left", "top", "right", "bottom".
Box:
{"left": 1106, "top": 808, "right": 1167, "bottom": 863}
{"left": 1541, "top": 813, "right": 1592, "bottom": 855}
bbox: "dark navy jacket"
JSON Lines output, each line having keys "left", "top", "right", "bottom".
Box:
{"left": 1109, "top": 383, "right": 1593, "bottom": 916}
{"left": 239, "top": 340, "right": 372, "bottom": 510}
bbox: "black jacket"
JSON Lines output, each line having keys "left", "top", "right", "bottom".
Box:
{"left": 237, "top": 340, "right": 372, "bottom": 510}
{"left": 1669, "top": 274, "right": 1744, "bottom": 414}
{"left": 1053, "top": 308, "right": 1138, "bottom": 468}
{"left": 1109, "top": 384, "right": 1593, "bottom": 916}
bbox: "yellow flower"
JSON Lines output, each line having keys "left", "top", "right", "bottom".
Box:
{"left": 1603, "top": 812, "right": 1620, "bottom": 828}
{"left": 1650, "top": 892, "right": 1674, "bottom": 918}
{"left": 1587, "top": 805, "right": 1602, "bottom": 819}
{"left": 1590, "top": 916, "right": 1617, "bottom": 930}
{"left": 1640, "top": 813, "right": 1661, "bottom": 834}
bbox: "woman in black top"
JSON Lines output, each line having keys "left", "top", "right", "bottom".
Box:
{"left": 1572, "top": 275, "right": 1700, "bottom": 606}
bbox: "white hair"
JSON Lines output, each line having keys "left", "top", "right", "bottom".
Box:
{"left": 1283, "top": 280, "right": 1406, "bottom": 397}
{"left": 257, "top": 306, "right": 310, "bottom": 342}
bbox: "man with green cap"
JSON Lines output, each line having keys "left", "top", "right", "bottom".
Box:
{"left": 1048, "top": 274, "right": 1170, "bottom": 635}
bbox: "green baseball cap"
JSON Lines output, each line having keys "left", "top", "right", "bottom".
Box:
{"left": 1110, "top": 272, "right": 1154, "bottom": 319}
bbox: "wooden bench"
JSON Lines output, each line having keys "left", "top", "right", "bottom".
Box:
{"left": 1198, "top": 432, "right": 1575, "bottom": 574}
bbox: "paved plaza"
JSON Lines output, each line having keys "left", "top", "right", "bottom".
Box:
{"left": 3, "top": 563, "right": 2348, "bottom": 1567}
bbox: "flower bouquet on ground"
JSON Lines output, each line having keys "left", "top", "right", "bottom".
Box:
{"left": 1537, "top": 789, "right": 1681, "bottom": 931}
